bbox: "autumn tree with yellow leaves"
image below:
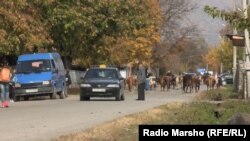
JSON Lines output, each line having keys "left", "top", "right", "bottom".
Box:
{"left": 47, "top": 0, "right": 163, "bottom": 68}
{"left": 94, "top": 0, "right": 163, "bottom": 67}
{"left": 0, "top": 0, "right": 163, "bottom": 68}
{"left": 0, "top": 1, "right": 52, "bottom": 55}
{"left": 0, "top": 0, "right": 209, "bottom": 71}
{"left": 203, "top": 39, "right": 234, "bottom": 73}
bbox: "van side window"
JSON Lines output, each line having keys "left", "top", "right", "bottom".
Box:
{"left": 52, "top": 53, "right": 65, "bottom": 72}
{"left": 54, "top": 57, "right": 61, "bottom": 71}
{"left": 51, "top": 60, "right": 56, "bottom": 70}
{"left": 57, "top": 58, "right": 64, "bottom": 71}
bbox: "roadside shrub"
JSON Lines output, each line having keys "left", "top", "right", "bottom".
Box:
{"left": 202, "top": 86, "right": 239, "bottom": 101}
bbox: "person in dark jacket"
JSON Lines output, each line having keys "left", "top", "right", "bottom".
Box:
{"left": 136, "top": 63, "right": 146, "bottom": 100}
{"left": 65, "top": 70, "right": 72, "bottom": 86}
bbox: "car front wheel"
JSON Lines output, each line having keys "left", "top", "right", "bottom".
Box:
{"left": 115, "top": 90, "right": 123, "bottom": 101}
{"left": 121, "top": 93, "right": 125, "bottom": 101}
{"left": 80, "top": 95, "right": 90, "bottom": 101}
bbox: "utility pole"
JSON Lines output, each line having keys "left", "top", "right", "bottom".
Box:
{"left": 233, "top": 0, "right": 238, "bottom": 91}
{"left": 243, "top": 0, "right": 250, "bottom": 99}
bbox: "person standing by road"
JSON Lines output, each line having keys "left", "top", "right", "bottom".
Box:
{"left": 0, "top": 61, "right": 11, "bottom": 108}
{"left": 65, "top": 69, "right": 72, "bottom": 87}
{"left": 137, "top": 63, "right": 146, "bottom": 100}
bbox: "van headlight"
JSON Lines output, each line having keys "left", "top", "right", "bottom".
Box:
{"left": 15, "top": 83, "right": 21, "bottom": 88}
{"left": 107, "top": 84, "right": 119, "bottom": 88}
{"left": 42, "top": 81, "right": 50, "bottom": 85}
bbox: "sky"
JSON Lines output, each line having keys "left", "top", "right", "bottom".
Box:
{"left": 186, "top": 0, "right": 241, "bottom": 46}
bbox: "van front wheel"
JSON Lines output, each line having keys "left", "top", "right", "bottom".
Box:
{"left": 14, "top": 96, "right": 20, "bottom": 102}
{"left": 59, "top": 88, "right": 66, "bottom": 99}
{"left": 64, "top": 86, "right": 68, "bottom": 97}
{"left": 50, "top": 89, "right": 57, "bottom": 99}
{"left": 23, "top": 96, "right": 29, "bottom": 101}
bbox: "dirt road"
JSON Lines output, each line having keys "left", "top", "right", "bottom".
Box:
{"left": 0, "top": 86, "right": 205, "bottom": 141}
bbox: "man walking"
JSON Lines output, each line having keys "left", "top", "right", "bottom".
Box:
{"left": 137, "top": 63, "right": 146, "bottom": 100}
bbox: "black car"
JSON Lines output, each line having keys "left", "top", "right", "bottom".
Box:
{"left": 79, "top": 65, "right": 125, "bottom": 101}
{"left": 218, "top": 73, "right": 233, "bottom": 85}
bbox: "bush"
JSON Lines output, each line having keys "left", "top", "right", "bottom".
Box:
{"left": 202, "top": 86, "right": 240, "bottom": 101}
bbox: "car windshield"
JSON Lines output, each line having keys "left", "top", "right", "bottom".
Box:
{"left": 84, "top": 69, "right": 118, "bottom": 79}
{"left": 220, "top": 74, "right": 232, "bottom": 78}
{"left": 225, "top": 75, "right": 233, "bottom": 78}
{"left": 220, "top": 73, "right": 230, "bottom": 77}
{"left": 16, "top": 60, "right": 52, "bottom": 74}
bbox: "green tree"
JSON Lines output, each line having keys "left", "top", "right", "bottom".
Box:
{"left": 203, "top": 5, "right": 247, "bottom": 72}
{"left": 49, "top": 0, "right": 163, "bottom": 67}
{"left": 204, "top": 5, "right": 250, "bottom": 31}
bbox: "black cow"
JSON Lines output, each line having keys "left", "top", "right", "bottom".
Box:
{"left": 182, "top": 74, "right": 193, "bottom": 93}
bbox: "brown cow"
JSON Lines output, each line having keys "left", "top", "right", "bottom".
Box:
{"left": 205, "top": 76, "right": 216, "bottom": 90}
{"left": 164, "top": 76, "right": 172, "bottom": 91}
{"left": 126, "top": 76, "right": 137, "bottom": 92}
{"left": 192, "top": 76, "right": 201, "bottom": 93}
{"left": 165, "top": 72, "right": 176, "bottom": 90}
{"left": 159, "top": 76, "right": 166, "bottom": 91}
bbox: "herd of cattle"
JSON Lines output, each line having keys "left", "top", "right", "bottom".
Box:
{"left": 125, "top": 73, "right": 222, "bottom": 93}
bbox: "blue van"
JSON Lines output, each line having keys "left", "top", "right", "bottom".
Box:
{"left": 13, "top": 52, "right": 67, "bottom": 101}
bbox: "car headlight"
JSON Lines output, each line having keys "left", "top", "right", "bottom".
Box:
{"left": 15, "top": 83, "right": 21, "bottom": 88}
{"left": 80, "top": 84, "right": 91, "bottom": 87}
{"left": 107, "top": 84, "right": 119, "bottom": 88}
{"left": 42, "top": 81, "right": 50, "bottom": 85}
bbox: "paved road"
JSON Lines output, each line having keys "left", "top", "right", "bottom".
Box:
{"left": 0, "top": 85, "right": 206, "bottom": 141}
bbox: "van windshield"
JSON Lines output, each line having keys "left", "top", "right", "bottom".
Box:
{"left": 16, "top": 60, "right": 52, "bottom": 74}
